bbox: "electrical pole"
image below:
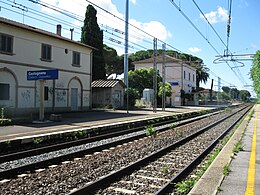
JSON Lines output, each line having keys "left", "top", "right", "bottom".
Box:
{"left": 162, "top": 43, "right": 166, "bottom": 111}
{"left": 124, "top": 0, "right": 129, "bottom": 113}
{"left": 153, "top": 38, "right": 157, "bottom": 113}
{"left": 218, "top": 77, "right": 221, "bottom": 106}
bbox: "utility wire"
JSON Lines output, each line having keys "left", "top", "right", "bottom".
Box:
{"left": 169, "top": 0, "right": 221, "bottom": 55}
{"left": 191, "top": 0, "right": 227, "bottom": 49}
{"left": 1, "top": 0, "right": 238, "bottom": 87}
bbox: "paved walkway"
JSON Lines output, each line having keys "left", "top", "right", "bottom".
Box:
{"left": 0, "top": 106, "right": 214, "bottom": 141}
{"left": 218, "top": 104, "right": 260, "bottom": 195}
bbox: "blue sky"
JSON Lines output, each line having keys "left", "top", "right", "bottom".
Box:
{"left": 1, "top": 0, "right": 259, "bottom": 97}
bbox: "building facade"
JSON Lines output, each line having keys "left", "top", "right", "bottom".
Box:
{"left": 134, "top": 55, "right": 197, "bottom": 106}
{"left": 0, "top": 17, "right": 94, "bottom": 116}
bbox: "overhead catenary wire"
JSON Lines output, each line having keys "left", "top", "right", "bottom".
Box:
{"left": 0, "top": 0, "right": 241, "bottom": 88}
{"left": 191, "top": 0, "right": 227, "bottom": 49}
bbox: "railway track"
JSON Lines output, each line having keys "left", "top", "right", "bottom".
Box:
{"left": 0, "top": 109, "right": 219, "bottom": 179}
{"left": 72, "top": 105, "right": 251, "bottom": 194}
{"left": 0, "top": 104, "right": 251, "bottom": 194}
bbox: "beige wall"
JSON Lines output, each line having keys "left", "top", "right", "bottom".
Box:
{"left": 0, "top": 23, "right": 92, "bottom": 115}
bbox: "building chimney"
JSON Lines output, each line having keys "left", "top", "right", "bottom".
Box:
{"left": 70, "top": 28, "right": 74, "bottom": 40}
{"left": 56, "top": 24, "right": 62, "bottom": 36}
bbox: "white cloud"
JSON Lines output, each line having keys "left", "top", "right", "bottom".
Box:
{"left": 130, "top": 0, "right": 137, "bottom": 5}
{"left": 129, "top": 19, "right": 172, "bottom": 41}
{"left": 188, "top": 47, "right": 201, "bottom": 53}
{"left": 200, "top": 6, "right": 228, "bottom": 24}
{"left": 38, "top": 0, "right": 171, "bottom": 52}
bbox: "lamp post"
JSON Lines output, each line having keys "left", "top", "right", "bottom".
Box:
{"left": 124, "top": 0, "right": 129, "bottom": 113}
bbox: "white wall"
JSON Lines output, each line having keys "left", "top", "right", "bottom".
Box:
{"left": 135, "top": 61, "right": 197, "bottom": 106}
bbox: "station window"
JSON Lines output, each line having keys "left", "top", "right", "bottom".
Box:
{"left": 44, "top": 86, "right": 49, "bottom": 101}
{"left": 189, "top": 72, "right": 191, "bottom": 81}
{"left": 72, "top": 51, "right": 80, "bottom": 66}
{"left": 184, "top": 70, "right": 186, "bottom": 79}
{"left": 0, "top": 33, "right": 13, "bottom": 54}
{"left": 41, "top": 44, "right": 52, "bottom": 61}
{"left": 193, "top": 74, "right": 195, "bottom": 82}
{"left": 0, "top": 83, "right": 10, "bottom": 100}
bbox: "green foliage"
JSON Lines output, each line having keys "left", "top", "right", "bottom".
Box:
{"left": 145, "top": 125, "right": 157, "bottom": 137}
{"left": 220, "top": 92, "right": 231, "bottom": 101}
{"left": 135, "top": 99, "right": 152, "bottom": 108}
{"left": 0, "top": 107, "right": 12, "bottom": 126}
{"left": 224, "top": 107, "right": 231, "bottom": 112}
{"left": 103, "top": 44, "right": 121, "bottom": 77}
{"left": 128, "top": 68, "right": 162, "bottom": 98}
{"left": 239, "top": 90, "right": 251, "bottom": 102}
{"left": 125, "top": 88, "right": 140, "bottom": 106}
{"left": 33, "top": 138, "right": 43, "bottom": 145}
{"left": 251, "top": 50, "right": 260, "bottom": 98}
{"left": 233, "top": 140, "right": 244, "bottom": 155}
{"left": 223, "top": 164, "right": 231, "bottom": 176}
{"left": 81, "top": 5, "right": 105, "bottom": 80}
{"left": 160, "top": 165, "right": 169, "bottom": 174}
{"left": 175, "top": 178, "right": 195, "bottom": 194}
{"left": 158, "top": 82, "right": 172, "bottom": 97}
{"left": 171, "top": 123, "right": 177, "bottom": 129}
{"left": 222, "top": 86, "right": 231, "bottom": 94}
{"left": 195, "top": 63, "right": 209, "bottom": 89}
{"left": 1, "top": 107, "right": 4, "bottom": 119}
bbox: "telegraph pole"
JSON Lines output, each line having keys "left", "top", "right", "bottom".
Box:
{"left": 162, "top": 43, "right": 166, "bottom": 111}
{"left": 124, "top": 0, "right": 129, "bottom": 113}
{"left": 153, "top": 38, "right": 157, "bottom": 113}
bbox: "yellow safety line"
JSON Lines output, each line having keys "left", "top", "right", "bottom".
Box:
{"left": 245, "top": 105, "right": 258, "bottom": 195}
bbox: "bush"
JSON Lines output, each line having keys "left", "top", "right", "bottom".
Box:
{"left": 125, "top": 88, "right": 139, "bottom": 107}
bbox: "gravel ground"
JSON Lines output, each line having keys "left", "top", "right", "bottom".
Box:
{"left": 0, "top": 107, "right": 245, "bottom": 195}
{"left": 97, "top": 111, "right": 244, "bottom": 194}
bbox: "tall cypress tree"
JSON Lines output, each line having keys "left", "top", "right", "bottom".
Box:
{"left": 81, "top": 5, "right": 105, "bottom": 81}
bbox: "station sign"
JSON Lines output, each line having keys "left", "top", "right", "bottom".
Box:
{"left": 169, "top": 81, "right": 179, "bottom": 86}
{"left": 27, "top": 69, "right": 59, "bottom": 80}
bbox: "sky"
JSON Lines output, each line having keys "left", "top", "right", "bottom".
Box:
{"left": 1, "top": 0, "right": 259, "bottom": 97}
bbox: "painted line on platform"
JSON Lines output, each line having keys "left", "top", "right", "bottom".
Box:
{"left": 245, "top": 105, "right": 258, "bottom": 195}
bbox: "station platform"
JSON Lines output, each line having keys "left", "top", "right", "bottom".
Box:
{"left": 189, "top": 104, "right": 260, "bottom": 195}
{"left": 0, "top": 106, "right": 214, "bottom": 142}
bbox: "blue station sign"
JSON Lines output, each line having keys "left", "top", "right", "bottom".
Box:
{"left": 169, "top": 81, "right": 179, "bottom": 86}
{"left": 27, "top": 69, "right": 59, "bottom": 80}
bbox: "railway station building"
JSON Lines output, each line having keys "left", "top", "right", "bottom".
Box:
{"left": 0, "top": 17, "right": 94, "bottom": 116}
{"left": 133, "top": 55, "right": 197, "bottom": 106}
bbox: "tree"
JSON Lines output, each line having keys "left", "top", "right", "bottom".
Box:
{"left": 81, "top": 5, "right": 105, "bottom": 80}
{"left": 103, "top": 44, "right": 120, "bottom": 77}
{"left": 222, "top": 86, "right": 231, "bottom": 94}
{"left": 158, "top": 82, "right": 172, "bottom": 98}
{"left": 195, "top": 63, "right": 209, "bottom": 90}
{"left": 250, "top": 50, "right": 260, "bottom": 98}
{"left": 125, "top": 88, "right": 139, "bottom": 106}
{"left": 220, "top": 92, "right": 230, "bottom": 101}
{"left": 128, "top": 68, "right": 162, "bottom": 98}
{"left": 231, "top": 88, "right": 239, "bottom": 100}
{"left": 240, "top": 90, "right": 251, "bottom": 102}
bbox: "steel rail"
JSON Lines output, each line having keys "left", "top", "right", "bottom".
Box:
{"left": 0, "top": 109, "right": 219, "bottom": 164}
{"left": 0, "top": 110, "right": 219, "bottom": 179}
{"left": 70, "top": 105, "right": 251, "bottom": 194}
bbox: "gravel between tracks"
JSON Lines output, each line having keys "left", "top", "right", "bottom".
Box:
{"left": 98, "top": 110, "right": 245, "bottom": 194}
{"left": 0, "top": 107, "right": 244, "bottom": 195}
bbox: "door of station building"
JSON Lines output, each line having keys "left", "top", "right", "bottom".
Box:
{"left": 71, "top": 88, "right": 78, "bottom": 111}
